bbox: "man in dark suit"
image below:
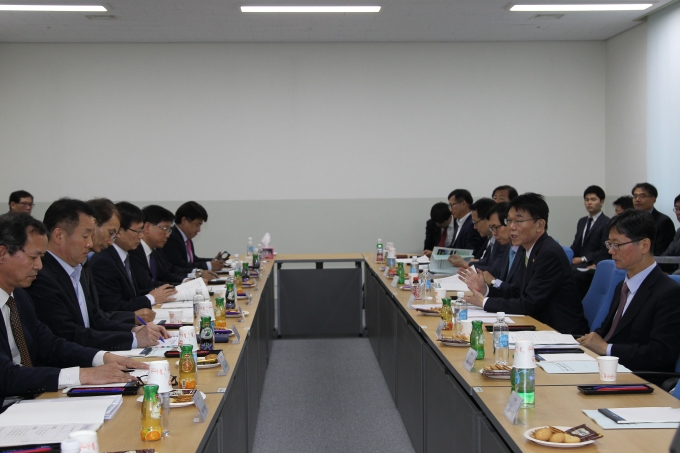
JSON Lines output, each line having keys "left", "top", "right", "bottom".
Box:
{"left": 447, "top": 189, "right": 486, "bottom": 258}
{"left": 460, "top": 193, "right": 589, "bottom": 335}
{"left": 90, "top": 202, "right": 176, "bottom": 312}
{"left": 26, "top": 199, "right": 168, "bottom": 351}
{"left": 7, "top": 190, "right": 34, "bottom": 216}
{"left": 612, "top": 195, "right": 634, "bottom": 216}
{"left": 423, "top": 202, "right": 454, "bottom": 257}
{"left": 131, "top": 205, "right": 200, "bottom": 291}
{"left": 491, "top": 185, "right": 518, "bottom": 203}
{"left": 162, "top": 201, "right": 225, "bottom": 271}
{"left": 660, "top": 194, "right": 680, "bottom": 257}
{"left": 631, "top": 182, "right": 676, "bottom": 255}
{"left": 0, "top": 213, "right": 143, "bottom": 406}
{"left": 570, "top": 185, "right": 610, "bottom": 268}
{"left": 87, "top": 198, "right": 153, "bottom": 325}
{"left": 579, "top": 209, "right": 680, "bottom": 372}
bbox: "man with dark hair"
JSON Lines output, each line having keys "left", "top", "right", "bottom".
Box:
{"left": 460, "top": 193, "right": 589, "bottom": 335}
{"left": 26, "top": 199, "right": 168, "bottom": 350}
{"left": 163, "top": 201, "right": 225, "bottom": 271}
{"left": 631, "top": 182, "right": 676, "bottom": 255}
{"left": 613, "top": 196, "right": 634, "bottom": 215}
{"left": 86, "top": 198, "right": 153, "bottom": 325}
{"left": 447, "top": 189, "right": 485, "bottom": 258}
{"left": 131, "top": 205, "right": 211, "bottom": 290}
{"left": 447, "top": 198, "right": 506, "bottom": 270}
{"left": 660, "top": 194, "right": 680, "bottom": 257}
{"left": 571, "top": 185, "right": 609, "bottom": 267}
{"left": 90, "top": 202, "right": 176, "bottom": 312}
{"left": 578, "top": 209, "right": 680, "bottom": 372}
{"left": 423, "top": 202, "right": 454, "bottom": 257}
{"left": 492, "top": 185, "right": 518, "bottom": 203}
{"left": 8, "top": 190, "right": 34, "bottom": 216}
{"left": 0, "top": 213, "right": 144, "bottom": 406}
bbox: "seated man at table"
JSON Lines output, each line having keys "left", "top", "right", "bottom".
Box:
{"left": 90, "top": 202, "right": 176, "bottom": 312}
{"left": 612, "top": 195, "right": 634, "bottom": 215}
{"left": 26, "top": 198, "right": 168, "bottom": 351}
{"left": 659, "top": 194, "right": 680, "bottom": 257}
{"left": 578, "top": 209, "right": 680, "bottom": 372}
{"left": 87, "top": 198, "right": 153, "bottom": 325}
{"left": 459, "top": 193, "right": 589, "bottom": 335}
{"left": 632, "top": 182, "right": 676, "bottom": 255}
{"left": 491, "top": 185, "right": 518, "bottom": 203}
{"left": 163, "top": 201, "right": 225, "bottom": 271}
{"left": 0, "top": 213, "right": 144, "bottom": 407}
{"left": 7, "top": 190, "right": 34, "bottom": 216}
{"left": 423, "top": 202, "right": 454, "bottom": 258}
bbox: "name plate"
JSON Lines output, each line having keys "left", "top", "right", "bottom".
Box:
{"left": 503, "top": 391, "right": 523, "bottom": 423}
{"left": 231, "top": 324, "right": 241, "bottom": 344}
{"left": 407, "top": 295, "right": 414, "bottom": 309}
{"left": 193, "top": 390, "right": 209, "bottom": 423}
{"left": 216, "top": 351, "right": 230, "bottom": 376}
{"left": 436, "top": 322, "right": 442, "bottom": 338}
{"left": 391, "top": 277, "right": 399, "bottom": 287}
{"left": 463, "top": 348, "right": 478, "bottom": 372}
{"left": 383, "top": 267, "right": 389, "bottom": 277}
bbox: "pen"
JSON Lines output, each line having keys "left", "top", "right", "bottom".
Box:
{"left": 137, "top": 316, "right": 165, "bottom": 343}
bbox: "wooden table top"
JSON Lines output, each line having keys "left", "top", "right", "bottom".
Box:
{"left": 275, "top": 253, "right": 365, "bottom": 262}
{"left": 473, "top": 385, "right": 680, "bottom": 453}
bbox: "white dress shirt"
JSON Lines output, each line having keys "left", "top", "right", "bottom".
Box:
{"left": 49, "top": 252, "right": 90, "bottom": 328}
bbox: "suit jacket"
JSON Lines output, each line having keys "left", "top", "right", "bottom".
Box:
{"left": 484, "top": 234, "right": 589, "bottom": 335}
{"left": 651, "top": 208, "right": 676, "bottom": 256}
{"left": 661, "top": 228, "right": 680, "bottom": 257}
{"left": 90, "top": 246, "right": 152, "bottom": 312}
{"left": 595, "top": 265, "right": 680, "bottom": 372}
{"left": 570, "top": 213, "right": 610, "bottom": 265}
{"left": 83, "top": 260, "right": 135, "bottom": 325}
{"left": 162, "top": 225, "right": 211, "bottom": 270}
{"left": 476, "top": 241, "right": 509, "bottom": 273}
{"left": 25, "top": 252, "right": 135, "bottom": 351}
{"left": 487, "top": 246, "right": 526, "bottom": 298}
{"left": 130, "top": 245, "right": 187, "bottom": 291}
{"left": 0, "top": 288, "right": 99, "bottom": 405}
{"left": 452, "top": 215, "right": 486, "bottom": 259}
{"left": 424, "top": 219, "right": 447, "bottom": 252}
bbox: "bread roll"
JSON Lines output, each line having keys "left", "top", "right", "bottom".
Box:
{"left": 533, "top": 428, "right": 552, "bottom": 441}
{"left": 549, "top": 433, "right": 565, "bottom": 443}
{"left": 564, "top": 434, "right": 581, "bottom": 443}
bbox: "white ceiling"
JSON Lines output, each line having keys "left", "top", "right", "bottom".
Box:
{"left": 0, "top": 0, "right": 670, "bottom": 43}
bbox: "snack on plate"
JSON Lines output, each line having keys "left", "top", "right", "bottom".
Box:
{"left": 482, "top": 364, "right": 512, "bottom": 372}
{"left": 480, "top": 363, "right": 512, "bottom": 379}
{"left": 415, "top": 306, "right": 441, "bottom": 314}
{"left": 439, "top": 333, "right": 470, "bottom": 343}
{"left": 170, "top": 389, "right": 196, "bottom": 403}
{"left": 565, "top": 424, "right": 603, "bottom": 442}
{"left": 198, "top": 354, "right": 218, "bottom": 364}
{"left": 531, "top": 425, "right": 602, "bottom": 444}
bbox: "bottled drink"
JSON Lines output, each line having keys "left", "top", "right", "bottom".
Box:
{"left": 387, "top": 251, "right": 397, "bottom": 277}
{"left": 247, "top": 237, "right": 254, "bottom": 257}
{"left": 422, "top": 266, "right": 431, "bottom": 296}
{"left": 397, "top": 262, "right": 405, "bottom": 284}
{"left": 242, "top": 262, "right": 250, "bottom": 281}
{"left": 511, "top": 368, "right": 535, "bottom": 408}
{"left": 376, "top": 239, "right": 384, "bottom": 264}
{"left": 192, "top": 288, "right": 204, "bottom": 335}
{"left": 178, "top": 345, "right": 197, "bottom": 389}
{"left": 140, "top": 384, "right": 162, "bottom": 442}
{"left": 214, "top": 297, "right": 227, "bottom": 330}
{"left": 234, "top": 256, "right": 243, "bottom": 291}
{"left": 159, "top": 390, "right": 171, "bottom": 437}
{"left": 440, "top": 298, "right": 453, "bottom": 330}
{"left": 225, "top": 272, "right": 236, "bottom": 310}
{"left": 470, "top": 320, "right": 485, "bottom": 359}
{"left": 257, "top": 243, "right": 263, "bottom": 263}
{"left": 493, "top": 312, "right": 509, "bottom": 365}
{"left": 410, "top": 256, "right": 419, "bottom": 275}
{"left": 411, "top": 277, "right": 422, "bottom": 300}
{"left": 457, "top": 291, "right": 467, "bottom": 321}
{"left": 199, "top": 316, "right": 214, "bottom": 351}
{"left": 252, "top": 245, "right": 260, "bottom": 270}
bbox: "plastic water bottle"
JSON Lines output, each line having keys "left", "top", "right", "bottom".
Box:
{"left": 376, "top": 239, "right": 384, "bottom": 263}
{"left": 493, "top": 312, "right": 509, "bottom": 365}
{"left": 193, "top": 288, "right": 204, "bottom": 335}
{"left": 457, "top": 291, "right": 468, "bottom": 321}
{"left": 246, "top": 237, "right": 254, "bottom": 265}
{"left": 410, "top": 256, "right": 419, "bottom": 275}
{"left": 422, "top": 265, "right": 432, "bottom": 297}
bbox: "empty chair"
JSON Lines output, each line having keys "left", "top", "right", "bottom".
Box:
{"left": 670, "top": 275, "right": 680, "bottom": 285}
{"left": 580, "top": 260, "right": 626, "bottom": 331}
{"left": 562, "top": 245, "right": 574, "bottom": 264}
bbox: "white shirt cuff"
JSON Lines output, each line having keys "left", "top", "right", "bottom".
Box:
{"left": 206, "top": 262, "right": 212, "bottom": 271}
{"left": 131, "top": 333, "right": 138, "bottom": 349}
{"left": 494, "top": 279, "right": 503, "bottom": 288}
{"left": 146, "top": 294, "right": 155, "bottom": 305}
{"left": 482, "top": 297, "right": 488, "bottom": 308}
{"left": 93, "top": 351, "right": 107, "bottom": 367}
{"left": 58, "top": 367, "right": 81, "bottom": 389}
{"left": 606, "top": 344, "right": 612, "bottom": 356}
{"left": 484, "top": 285, "right": 490, "bottom": 297}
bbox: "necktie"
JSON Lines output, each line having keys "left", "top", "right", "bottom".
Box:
{"left": 604, "top": 282, "right": 629, "bottom": 342}
{"left": 124, "top": 254, "right": 133, "bottom": 287}
{"left": 437, "top": 228, "right": 447, "bottom": 247}
{"left": 6, "top": 296, "right": 32, "bottom": 367}
{"left": 186, "top": 239, "right": 194, "bottom": 262}
{"left": 149, "top": 252, "right": 157, "bottom": 281}
{"left": 452, "top": 220, "right": 460, "bottom": 245}
{"left": 70, "top": 267, "right": 90, "bottom": 328}
{"left": 525, "top": 254, "right": 529, "bottom": 267}
{"left": 508, "top": 248, "right": 516, "bottom": 271}
{"left": 582, "top": 217, "right": 593, "bottom": 246}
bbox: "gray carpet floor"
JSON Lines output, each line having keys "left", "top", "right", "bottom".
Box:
{"left": 252, "top": 338, "right": 416, "bottom": 453}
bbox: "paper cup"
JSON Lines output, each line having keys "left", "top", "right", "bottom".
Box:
{"left": 597, "top": 356, "right": 619, "bottom": 381}
{"left": 198, "top": 301, "right": 213, "bottom": 318}
{"left": 178, "top": 326, "right": 198, "bottom": 349}
{"left": 147, "top": 360, "right": 173, "bottom": 393}
{"left": 168, "top": 309, "right": 183, "bottom": 324}
{"left": 435, "top": 288, "right": 447, "bottom": 303}
{"left": 69, "top": 430, "right": 99, "bottom": 453}
{"left": 513, "top": 340, "right": 536, "bottom": 369}
{"left": 461, "top": 320, "right": 473, "bottom": 336}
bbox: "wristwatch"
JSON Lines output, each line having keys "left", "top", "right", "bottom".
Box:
{"left": 581, "top": 256, "right": 587, "bottom": 263}
{"left": 490, "top": 279, "right": 497, "bottom": 286}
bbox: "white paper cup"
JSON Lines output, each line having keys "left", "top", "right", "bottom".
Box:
{"left": 435, "top": 288, "right": 447, "bottom": 303}
{"left": 198, "top": 301, "right": 213, "bottom": 318}
{"left": 69, "top": 430, "right": 99, "bottom": 453}
{"left": 597, "top": 356, "right": 619, "bottom": 381}
{"left": 168, "top": 309, "right": 183, "bottom": 324}
{"left": 461, "top": 320, "right": 473, "bottom": 336}
{"left": 513, "top": 340, "right": 536, "bottom": 369}
{"left": 178, "top": 326, "right": 198, "bottom": 349}
{"left": 147, "top": 360, "right": 173, "bottom": 393}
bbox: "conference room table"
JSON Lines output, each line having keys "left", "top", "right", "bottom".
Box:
{"left": 34, "top": 253, "right": 680, "bottom": 453}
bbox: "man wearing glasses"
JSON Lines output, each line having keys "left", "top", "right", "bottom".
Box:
{"left": 90, "top": 202, "right": 176, "bottom": 312}
{"left": 7, "top": 190, "right": 34, "bottom": 216}
{"left": 631, "top": 182, "right": 675, "bottom": 255}
{"left": 578, "top": 209, "right": 680, "bottom": 372}
{"left": 659, "top": 195, "right": 680, "bottom": 258}
{"left": 447, "top": 198, "right": 505, "bottom": 270}
{"left": 459, "top": 193, "right": 589, "bottom": 335}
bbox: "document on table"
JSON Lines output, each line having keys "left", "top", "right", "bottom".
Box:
{"left": 537, "top": 361, "right": 631, "bottom": 374}
{"left": 583, "top": 409, "right": 680, "bottom": 430}
{"left": 431, "top": 274, "right": 469, "bottom": 292}
{"left": 171, "top": 278, "right": 210, "bottom": 301}
{"left": 159, "top": 301, "right": 193, "bottom": 309}
{"left": 396, "top": 255, "right": 430, "bottom": 264}
{"left": 537, "top": 353, "right": 595, "bottom": 362}
{"left": 154, "top": 307, "right": 213, "bottom": 323}
{"left": 508, "top": 331, "right": 579, "bottom": 347}
{"left": 0, "top": 423, "right": 101, "bottom": 447}
{"left": 606, "top": 407, "right": 680, "bottom": 424}
{"left": 468, "top": 317, "right": 515, "bottom": 324}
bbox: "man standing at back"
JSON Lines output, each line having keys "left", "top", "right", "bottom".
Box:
{"left": 579, "top": 210, "right": 680, "bottom": 372}
{"left": 163, "top": 202, "right": 225, "bottom": 271}
{"left": 631, "top": 182, "right": 676, "bottom": 255}
{"left": 460, "top": 193, "right": 589, "bottom": 335}
{"left": 492, "top": 185, "right": 518, "bottom": 203}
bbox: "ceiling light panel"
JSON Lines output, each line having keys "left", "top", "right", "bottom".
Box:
{"left": 510, "top": 4, "right": 652, "bottom": 11}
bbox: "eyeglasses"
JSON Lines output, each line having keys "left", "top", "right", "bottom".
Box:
{"left": 503, "top": 217, "right": 539, "bottom": 226}
{"left": 108, "top": 229, "right": 118, "bottom": 240}
{"left": 604, "top": 240, "right": 638, "bottom": 251}
{"left": 448, "top": 202, "right": 461, "bottom": 208}
{"left": 632, "top": 193, "right": 650, "bottom": 200}
{"left": 17, "top": 202, "right": 35, "bottom": 207}
{"left": 125, "top": 227, "right": 143, "bottom": 236}
{"left": 488, "top": 224, "right": 503, "bottom": 234}
{"left": 152, "top": 224, "right": 174, "bottom": 234}
{"left": 472, "top": 218, "right": 484, "bottom": 226}
{"left": 673, "top": 207, "right": 680, "bottom": 213}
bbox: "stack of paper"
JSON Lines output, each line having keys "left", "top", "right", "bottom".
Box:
{"left": 508, "top": 331, "right": 579, "bottom": 349}
{"left": 537, "top": 361, "right": 631, "bottom": 374}
{"left": 584, "top": 408, "right": 680, "bottom": 430}
{"left": 396, "top": 255, "right": 430, "bottom": 264}
{"left": 171, "top": 278, "right": 210, "bottom": 301}
{"left": 432, "top": 274, "right": 469, "bottom": 292}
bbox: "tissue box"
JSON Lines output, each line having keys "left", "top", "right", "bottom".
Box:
{"left": 261, "top": 247, "right": 274, "bottom": 259}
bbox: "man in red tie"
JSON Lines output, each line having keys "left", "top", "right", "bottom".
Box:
{"left": 162, "top": 201, "right": 225, "bottom": 271}
{"left": 423, "top": 202, "right": 454, "bottom": 258}
{"left": 579, "top": 209, "right": 680, "bottom": 372}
